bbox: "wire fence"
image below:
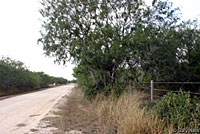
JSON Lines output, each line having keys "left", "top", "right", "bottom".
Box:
{"left": 135, "top": 80, "right": 200, "bottom": 101}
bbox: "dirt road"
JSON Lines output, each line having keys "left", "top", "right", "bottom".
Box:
{"left": 0, "top": 84, "right": 74, "bottom": 134}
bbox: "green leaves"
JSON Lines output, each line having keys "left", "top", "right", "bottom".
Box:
{"left": 150, "top": 92, "right": 200, "bottom": 128}
{"left": 39, "top": 0, "right": 200, "bottom": 98}
{"left": 0, "top": 57, "right": 68, "bottom": 96}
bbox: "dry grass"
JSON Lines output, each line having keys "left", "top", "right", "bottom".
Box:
{"left": 46, "top": 87, "right": 170, "bottom": 134}
{"left": 93, "top": 92, "right": 167, "bottom": 134}
{"left": 45, "top": 87, "right": 103, "bottom": 134}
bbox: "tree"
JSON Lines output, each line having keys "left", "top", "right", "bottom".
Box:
{"left": 39, "top": 0, "right": 200, "bottom": 98}
{"left": 39, "top": 0, "right": 149, "bottom": 96}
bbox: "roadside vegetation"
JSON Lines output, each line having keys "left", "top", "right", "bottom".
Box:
{"left": 39, "top": 0, "right": 200, "bottom": 133}
{"left": 0, "top": 56, "right": 68, "bottom": 96}
{"left": 39, "top": 0, "right": 200, "bottom": 99}
{"left": 45, "top": 87, "right": 165, "bottom": 134}
{"left": 148, "top": 92, "right": 200, "bottom": 130}
{"left": 47, "top": 87, "right": 200, "bottom": 134}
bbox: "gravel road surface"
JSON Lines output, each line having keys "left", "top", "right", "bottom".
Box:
{"left": 0, "top": 84, "right": 74, "bottom": 134}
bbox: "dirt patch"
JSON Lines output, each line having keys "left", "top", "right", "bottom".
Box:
{"left": 44, "top": 87, "right": 104, "bottom": 134}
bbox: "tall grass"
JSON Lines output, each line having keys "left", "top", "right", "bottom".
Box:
{"left": 48, "top": 88, "right": 168, "bottom": 134}
{"left": 93, "top": 92, "right": 166, "bottom": 134}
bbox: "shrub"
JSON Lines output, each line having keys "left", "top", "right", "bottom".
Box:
{"left": 150, "top": 91, "right": 200, "bottom": 129}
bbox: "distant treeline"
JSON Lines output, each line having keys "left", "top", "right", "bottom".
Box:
{"left": 0, "top": 57, "right": 68, "bottom": 96}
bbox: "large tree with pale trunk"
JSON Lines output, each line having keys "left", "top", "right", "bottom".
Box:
{"left": 39, "top": 0, "right": 200, "bottom": 98}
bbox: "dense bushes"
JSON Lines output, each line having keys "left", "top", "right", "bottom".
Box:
{"left": 0, "top": 57, "right": 68, "bottom": 96}
{"left": 39, "top": 0, "right": 200, "bottom": 99}
{"left": 148, "top": 92, "right": 200, "bottom": 129}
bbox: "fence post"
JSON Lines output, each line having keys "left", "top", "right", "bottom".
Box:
{"left": 151, "top": 80, "right": 154, "bottom": 102}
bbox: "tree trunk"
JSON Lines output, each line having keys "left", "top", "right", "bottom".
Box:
{"left": 129, "top": 80, "right": 133, "bottom": 95}
{"left": 111, "top": 66, "right": 116, "bottom": 85}
{"left": 90, "top": 70, "right": 97, "bottom": 85}
{"left": 103, "top": 74, "right": 106, "bottom": 87}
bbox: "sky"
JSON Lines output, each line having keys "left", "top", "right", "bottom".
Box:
{"left": 0, "top": 0, "right": 199, "bottom": 80}
{"left": 0, "top": 0, "right": 75, "bottom": 80}
{"left": 146, "top": 0, "right": 200, "bottom": 21}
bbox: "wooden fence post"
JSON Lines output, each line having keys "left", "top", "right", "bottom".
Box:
{"left": 151, "top": 80, "right": 154, "bottom": 102}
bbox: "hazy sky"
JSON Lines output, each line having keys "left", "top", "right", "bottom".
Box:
{"left": 0, "top": 0, "right": 75, "bottom": 80}
{"left": 0, "top": 0, "right": 199, "bottom": 80}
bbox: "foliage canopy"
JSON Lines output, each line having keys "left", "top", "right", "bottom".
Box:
{"left": 39, "top": 0, "right": 200, "bottom": 98}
